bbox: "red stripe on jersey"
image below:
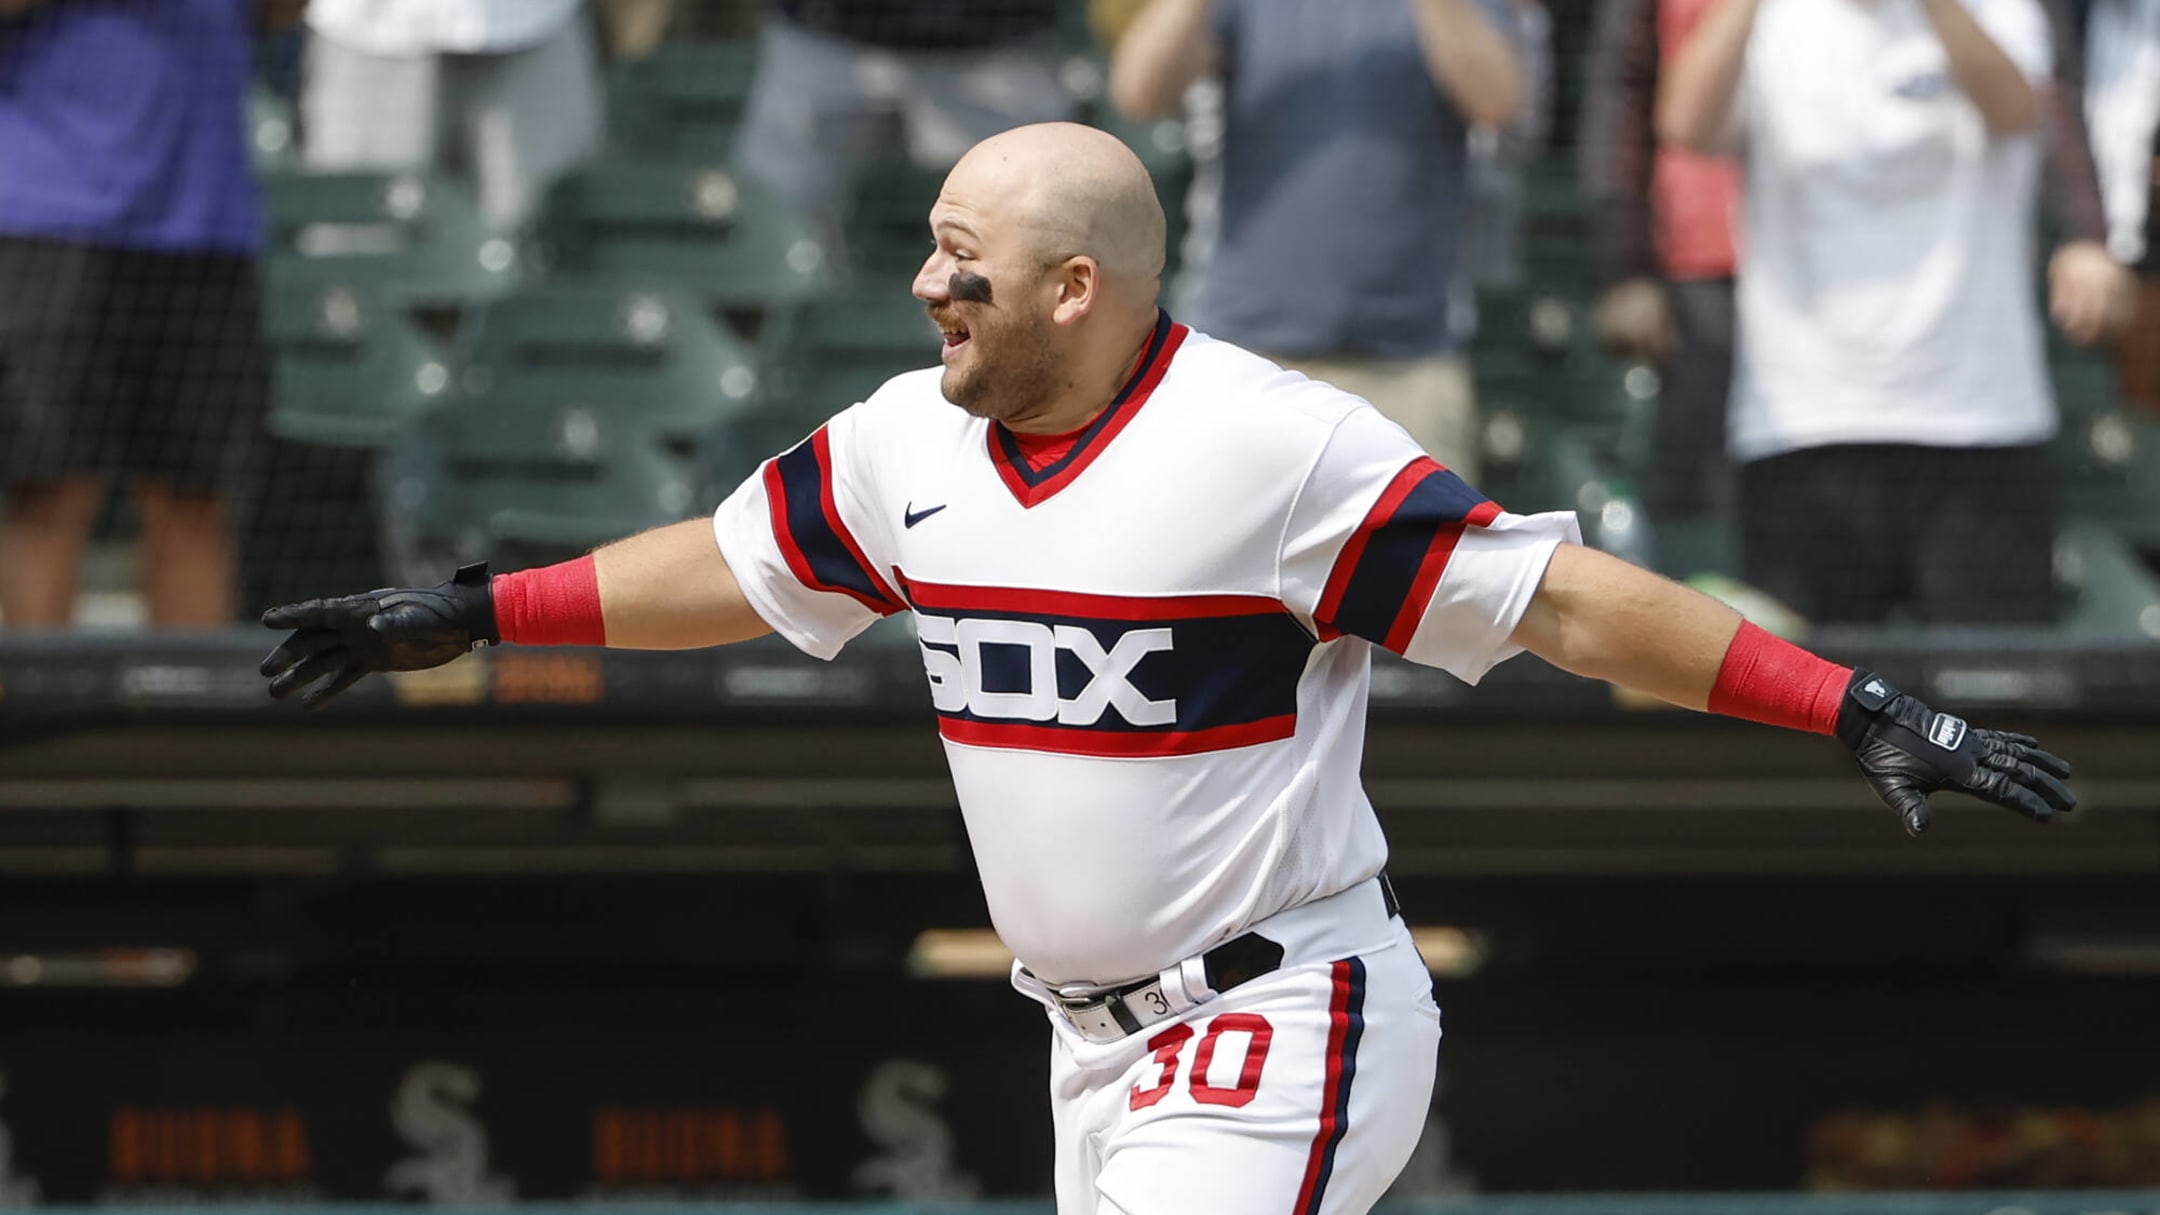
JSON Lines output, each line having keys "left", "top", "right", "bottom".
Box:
{"left": 1293, "top": 960, "right": 1358, "bottom": 1215}
{"left": 1380, "top": 498, "right": 1504, "bottom": 654}
{"left": 765, "top": 429, "right": 904, "bottom": 616}
{"left": 812, "top": 428, "right": 903, "bottom": 610}
{"left": 937, "top": 714, "right": 1296, "bottom": 757}
{"left": 899, "top": 574, "right": 1288, "bottom": 621}
{"left": 1313, "top": 458, "right": 1441, "bottom": 642}
{"left": 991, "top": 321, "right": 1190, "bottom": 508}
{"left": 763, "top": 458, "right": 821, "bottom": 593}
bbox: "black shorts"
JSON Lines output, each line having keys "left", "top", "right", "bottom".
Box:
{"left": 0, "top": 235, "right": 269, "bottom": 493}
{"left": 1739, "top": 442, "right": 2058, "bottom": 626}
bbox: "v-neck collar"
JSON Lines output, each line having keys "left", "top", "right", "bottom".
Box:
{"left": 987, "top": 310, "right": 1189, "bottom": 508}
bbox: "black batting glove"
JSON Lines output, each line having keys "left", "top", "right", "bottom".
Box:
{"left": 1835, "top": 669, "right": 2076, "bottom": 836}
{"left": 259, "top": 563, "right": 499, "bottom": 710}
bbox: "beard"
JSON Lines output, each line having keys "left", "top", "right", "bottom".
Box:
{"left": 939, "top": 311, "right": 1065, "bottom": 425}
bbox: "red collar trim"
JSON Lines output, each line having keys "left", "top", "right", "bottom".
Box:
{"left": 988, "top": 312, "right": 1188, "bottom": 508}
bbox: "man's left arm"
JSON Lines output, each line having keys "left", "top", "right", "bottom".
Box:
{"left": 1510, "top": 544, "right": 2077, "bottom": 834}
{"left": 1411, "top": 0, "right": 1524, "bottom": 130}
{"left": 1922, "top": 0, "right": 2041, "bottom": 134}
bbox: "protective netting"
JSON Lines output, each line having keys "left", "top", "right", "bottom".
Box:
{"left": 0, "top": 0, "right": 2154, "bottom": 635}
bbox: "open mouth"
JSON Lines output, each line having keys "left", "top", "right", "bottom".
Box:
{"left": 937, "top": 321, "right": 971, "bottom": 362}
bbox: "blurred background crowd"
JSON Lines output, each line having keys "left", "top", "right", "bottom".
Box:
{"left": 0, "top": 0, "right": 2156, "bottom": 640}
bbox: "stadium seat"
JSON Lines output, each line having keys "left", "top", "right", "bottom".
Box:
{"left": 605, "top": 40, "right": 760, "bottom": 157}
{"left": 840, "top": 160, "right": 947, "bottom": 285}
{"left": 752, "top": 291, "right": 941, "bottom": 452}
{"left": 264, "top": 279, "right": 452, "bottom": 448}
{"left": 541, "top": 157, "right": 831, "bottom": 318}
{"left": 262, "top": 170, "right": 520, "bottom": 306}
{"left": 2054, "top": 520, "right": 2160, "bottom": 640}
{"left": 380, "top": 281, "right": 761, "bottom": 575}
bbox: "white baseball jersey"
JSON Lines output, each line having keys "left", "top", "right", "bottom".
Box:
{"left": 713, "top": 314, "right": 1578, "bottom": 986}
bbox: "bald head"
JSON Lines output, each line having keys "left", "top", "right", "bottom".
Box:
{"left": 945, "top": 123, "right": 1167, "bottom": 287}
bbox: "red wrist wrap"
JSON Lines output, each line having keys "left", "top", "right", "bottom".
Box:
{"left": 492, "top": 555, "right": 606, "bottom": 647}
{"left": 1707, "top": 620, "right": 1849, "bottom": 735}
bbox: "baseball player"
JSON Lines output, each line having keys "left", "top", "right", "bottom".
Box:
{"left": 260, "top": 124, "right": 2075, "bottom": 1214}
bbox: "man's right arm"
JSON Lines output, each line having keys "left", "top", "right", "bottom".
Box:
{"left": 1107, "top": 0, "right": 1219, "bottom": 122}
{"left": 592, "top": 518, "right": 774, "bottom": 650}
{"left": 1656, "top": 0, "right": 1760, "bottom": 155}
{"left": 260, "top": 519, "right": 775, "bottom": 708}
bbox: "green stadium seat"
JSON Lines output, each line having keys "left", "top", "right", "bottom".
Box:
{"left": 380, "top": 281, "right": 761, "bottom": 574}
{"left": 606, "top": 41, "right": 760, "bottom": 157}
{"left": 752, "top": 291, "right": 940, "bottom": 452}
{"left": 2054, "top": 520, "right": 2160, "bottom": 640}
{"left": 264, "top": 280, "right": 451, "bottom": 448}
{"left": 840, "top": 160, "right": 946, "bottom": 284}
{"left": 262, "top": 170, "right": 520, "bottom": 306}
{"left": 542, "top": 157, "right": 831, "bottom": 316}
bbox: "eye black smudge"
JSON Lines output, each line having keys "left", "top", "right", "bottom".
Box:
{"left": 949, "top": 271, "right": 993, "bottom": 304}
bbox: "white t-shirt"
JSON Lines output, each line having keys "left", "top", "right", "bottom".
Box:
{"left": 2087, "top": 0, "right": 2160, "bottom": 264}
{"left": 713, "top": 316, "right": 1577, "bottom": 985}
{"left": 306, "top": 0, "right": 585, "bottom": 57}
{"left": 1728, "top": 0, "right": 2057, "bottom": 462}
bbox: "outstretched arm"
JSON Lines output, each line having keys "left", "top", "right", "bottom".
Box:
{"left": 1510, "top": 545, "right": 2076, "bottom": 833}
{"left": 260, "top": 519, "right": 773, "bottom": 708}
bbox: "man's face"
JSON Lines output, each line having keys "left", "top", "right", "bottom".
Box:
{"left": 912, "top": 206, "right": 1065, "bottom": 425}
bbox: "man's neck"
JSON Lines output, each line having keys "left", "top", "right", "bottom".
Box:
{"left": 1003, "top": 311, "right": 1160, "bottom": 435}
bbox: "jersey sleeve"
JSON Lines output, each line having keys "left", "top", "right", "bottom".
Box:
{"left": 1279, "top": 406, "right": 1582, "bottom": 684}
{"left": 710, "top": 408, "right": 907, "bottom": 660}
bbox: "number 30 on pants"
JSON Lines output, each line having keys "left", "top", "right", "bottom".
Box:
{"left": 1129, "top": 1014, "right": 1273, "bottom": 1111}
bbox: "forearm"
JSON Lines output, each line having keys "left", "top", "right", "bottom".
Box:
{"left": 1107, "top": 0, "right": 1217, "bottom": 121}
{"left": 1510, "top": 545, "right": 1850, "bottom": 734}
{"left": 1412, "top": 0, "right": 1524, "bottom": 130}
{"left": 590, "top": 518, "right": 774, "bottom": 650}
{"left": 1920, "top": 0, "right": 2039, "bottom": 134}
{"left": 1656, "top": 0, "right": 1758, "bottom": 154}
{"left": 492, "top": 518, "right": 774, "bottom": 651}
{"left": 1510, "top": 544, "right": 1741, "bottom": 709}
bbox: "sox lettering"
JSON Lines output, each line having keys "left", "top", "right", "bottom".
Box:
{"left": 918, "top": 616, "right": 1174, "bottom": 725}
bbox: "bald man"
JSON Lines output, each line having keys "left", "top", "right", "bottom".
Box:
{"left": 263, "top": 124, "right": 2073, "bottom": 1213}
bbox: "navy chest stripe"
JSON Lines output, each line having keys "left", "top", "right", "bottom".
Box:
{"left": 898, "top": 575, "right": 1311, "bottom": 758}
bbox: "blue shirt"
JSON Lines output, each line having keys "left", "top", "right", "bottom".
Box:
{"left": 0, "top": 0, "right": 261, "bottom": 253}
{"left": 1202, "top": 0, "right": 1507, "bottom": 358}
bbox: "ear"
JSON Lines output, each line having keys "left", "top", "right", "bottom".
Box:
{"left": 1049, "top": 256, "right": 1100, "bottom": 326}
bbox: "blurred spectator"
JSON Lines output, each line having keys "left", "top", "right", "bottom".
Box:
{"left": 1580, "top": 0, "right": 1746, "bottom": 579}
{"left": 1661, "top": 0, "right": 2069, "bottom": 625}
{"left": 732, "top": 0, "right": 1076, "bottom": 241}
{"left": 2086, "top": 0, "right": 2160, "bottom": 409}
{"left": 1462, "top": 0, "right": 1556, "bottom": 295}
{"left": 301, "top": 0, "right": 602, "bottom": 231}
{"left": 1109, "top": 0, "right": 1526, "bottom": 481}
{"left": 0, "top": 0, "right": 288, "bottom": 630}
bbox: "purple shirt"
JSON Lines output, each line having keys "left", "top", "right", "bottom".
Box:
{"left": 0, "top": 0, "right": 261, "bottom": 253}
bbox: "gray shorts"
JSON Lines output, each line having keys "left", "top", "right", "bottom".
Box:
{"left": 732, "top": 16, "right": 1076, "bottom": 230}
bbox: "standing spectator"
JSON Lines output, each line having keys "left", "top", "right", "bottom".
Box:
{"left": 1662, "top": 0, "right": 2071, "bottom": 625}
{"left": 1109, "top": 0, "right": 1525, "bottom": 482}
{"left": 0, "top": 0, "right": 289, "bottom": 630}
{"left": 732, "top": 0, "right": 1078, "bottom": 241}
{"left": 300, "top": 0, "right": 602, "bottom": 232}
{"left": 1580, "top": 0, "right": 1746, "bottom": 579}
{"left": 2086, "top": 0, "right": 2160, "bottom": 409}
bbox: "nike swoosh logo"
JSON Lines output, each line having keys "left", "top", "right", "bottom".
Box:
{"left": 903, "top": 502, "right": 948, "bottom": 528}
